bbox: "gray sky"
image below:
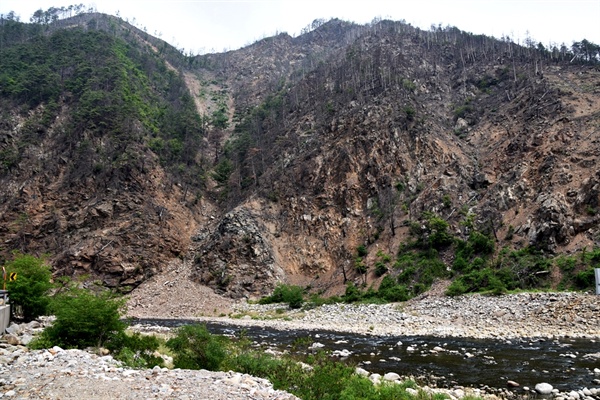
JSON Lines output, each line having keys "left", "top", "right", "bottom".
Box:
{"left": 1, "top": 0, "right": 599, "bottom": 55}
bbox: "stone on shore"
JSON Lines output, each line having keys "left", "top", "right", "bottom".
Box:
{"left": 535, "top": 383, "right": 554, "bottom": 395}
{"left": 383, "top": 372, "right": 400, "bottom": 381}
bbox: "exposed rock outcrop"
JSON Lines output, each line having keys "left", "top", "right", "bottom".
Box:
{"left": 191, "top": 208, "right": 284, "bottom": 298}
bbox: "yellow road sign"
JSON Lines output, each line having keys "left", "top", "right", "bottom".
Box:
{"left": 9, "top": 272, "right": 16, "bottom": 281}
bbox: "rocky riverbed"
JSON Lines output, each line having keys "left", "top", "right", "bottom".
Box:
{"left": 144, "top": 290, "right": 600, "bottom": 341}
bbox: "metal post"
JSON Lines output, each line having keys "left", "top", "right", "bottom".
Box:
{"left": 595, "top": 268, "right": 600, "bottom": 295}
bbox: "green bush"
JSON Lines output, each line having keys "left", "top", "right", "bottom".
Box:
{"left": 5, "top": 254, "right": 53, "bottom": 321}
{"left": 156, "top": 321, "right": 437, "bottom": 400}
{"left": 307, "top": 293, "right": 340, "bottom": 307}
{"left": 224, "top": 351, "right": 289, "bottom": 379}
{"left": 356, "top": 245, "right": 368, "bottom": 257}
{"left": 424, "top": 215, "right": 454, "bottom": 249}
{"left": 259, "top": 284, "right": 304, "bottom": 309}
{"left": 166, "top": 324, "right": 228, "bottom": 370}
{"left": 293, "top": 354, "right": 356, "bottom": 400}
{"left": 211, "top": 158, "right": 233, "bottom": 185}
{"left": 574, "top": 268, "right": 595, "bottom": 289}
{"left": 381, "top": 284, "right": 410, "bottom": 302}
{"left": 446, "top": 268, "right": 507, "bottom": 296}
{"left": 446, "top": 279, "right": 468, "bottom": 296}
{"left": 108, "top": 332, "right": 164, "bottom": 368}
{"left": 374, "top": 261, "right": 388, "bottom": 277}
{"left": 452, "top": 255, "right": 470, "bottom": 273}
{"left": 468, "top": 231, "right": 495, "bottom": 255}
{"left": 354, "top": 257, "right": 368, "bottom": 275}
{"left": 495, "top": 247, "right": 550, "bottom": 288}
{"left": 37, "top": 288, "right": 126, "bottom": 349}
{"left": 343, "top": 283, "right": 363, "bottom": 303}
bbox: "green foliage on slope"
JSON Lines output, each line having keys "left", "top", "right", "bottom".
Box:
{"left": 0, "top": 21, "right": 204, "bottom": 188}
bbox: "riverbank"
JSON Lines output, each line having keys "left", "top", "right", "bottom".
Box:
{"left": 127, "top": 286, "right": 600, "bottom": 341}
{"left": 125, "top": 256, "right": 600, "bottom": 340}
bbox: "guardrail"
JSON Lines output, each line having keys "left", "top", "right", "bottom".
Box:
{"left": 0, "top": 290, "right": 9, "bottom": 333}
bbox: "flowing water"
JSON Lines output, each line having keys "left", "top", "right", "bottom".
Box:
{"left": 134, "top": 319, "right": 600, "bottom": 392}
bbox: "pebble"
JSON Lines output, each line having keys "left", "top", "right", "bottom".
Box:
{"left": 536, "top": 382, "right": 554, "bottom": 395}
{"left": 383, "top": 372, "right": 400, "bottom": 381}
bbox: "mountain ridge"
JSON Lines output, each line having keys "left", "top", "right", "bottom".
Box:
{"left": 0, "top": 11, "right": 598, "bottom": 298}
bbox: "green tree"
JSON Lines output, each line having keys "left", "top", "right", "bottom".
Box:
{"left": 5, "top": 254, "right": 53, "bottom": 321}
{"left": 211, "top": 158, "right": 233, "bottom": 185}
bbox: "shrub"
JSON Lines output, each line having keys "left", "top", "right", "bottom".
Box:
{"left": 355, "top": 257, "right": 368, "bottom": 275}
{"left": 224, "top": 351, "right": 288, "bottom": 379}
{"left": 468, "top": 231, "right": 495, "bottom": 255}
{"left": 339, "top": 375, "right": 379, "bottom": 400}
{"left": 211, "top": 158, "right": 233, "bottom": 185}
{"left": 374, "top": 261, "right": 388, "bottom": 277}
{"left": 166, "top": 324, "right": 228, "bottom": 370}
{"left": 343, "top": 283, "right": 363, "bottom": 303}
{"left": 495, "top": 247, "right": 550, "bottom": 288}
{"left": 446, "top": 279, "right": 468, "bottom": 296}
{"left": 307, "top": 293, "right": 340, "bottom": 307}
{"left": 356, "top": 245, "right": 368, "bottom": 257}
{"left": 108, "top": 332, "right": 163, "bottom": 368}
{"left": 426, "top": 216, "right": 453, "bottom": 249}
{"left": 382, "top": 284, "right": 410, "bottom": 302}
{"left": 447, "top": 268, "right": 507, "bottom": 296}
{"left": 574, "top": 268, "right": 595, "bottom": 289}
{"left": 294, "top": 354, "right": 356, "bottom": 400}
{"left": 259, "top": 284, "right": 304, "bottom": 309}
{"left": 4, "top": 254, "right": 53, "bottom": 321}
{"left": 452, "top": 255, "right": 469, "bottom": 273}
{"left": 38, "top": 288, "right": 126, "bottom": 349}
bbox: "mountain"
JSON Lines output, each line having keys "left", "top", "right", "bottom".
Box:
{"left": 0, "top": 11, "right": 598, "bottom": 298}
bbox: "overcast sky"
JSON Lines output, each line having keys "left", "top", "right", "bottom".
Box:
{"left": 1, "top": 0, "right": 599, "bottom": 55}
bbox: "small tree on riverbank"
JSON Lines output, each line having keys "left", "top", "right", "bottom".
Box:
{"left": 36, "top": 287, "right": 126, "bottom": 348}
{"left": 5, "top": 253, "right": 53, "bottom": 321}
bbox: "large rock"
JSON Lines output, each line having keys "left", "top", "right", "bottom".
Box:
{"left": 528, "top": 194, "right": 570, "bottom": 250}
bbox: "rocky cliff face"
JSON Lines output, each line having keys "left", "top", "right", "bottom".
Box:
{"left": 0, "top": 14, "right": 598, "bottom": 297}
{"left": 188, "top": 21, "right": 599, "bottom": 297}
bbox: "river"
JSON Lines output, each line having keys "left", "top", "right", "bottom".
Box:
{"left": 133, "top": 319, "right": 600, "bottom": 393}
